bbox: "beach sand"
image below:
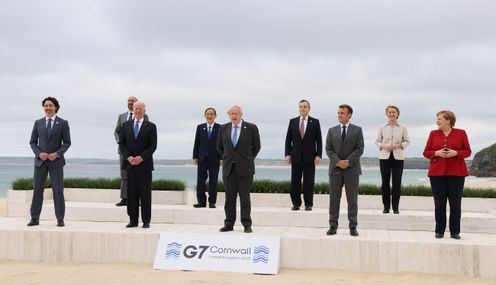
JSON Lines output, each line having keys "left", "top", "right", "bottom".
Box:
{"left": 0, "top": 260, "right": 495, "bottom": 285}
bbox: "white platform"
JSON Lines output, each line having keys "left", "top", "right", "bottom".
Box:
{"left": 0, "top": 217, "right": 495, "bottom": 278}
{"left": 3, "top": 189, "right": 496, "bottom": 278}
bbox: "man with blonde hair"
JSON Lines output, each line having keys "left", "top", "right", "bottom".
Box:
{"left": 217, "top": 105, "right": 261, "bottom": 233}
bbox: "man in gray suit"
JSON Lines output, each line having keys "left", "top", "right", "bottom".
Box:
{"left": 217, "top": 105, "right": 261, "bottom": 233}
{"left": 114, "top": 96, "right": 148, "bottom": 206}
{"left": 325, "top": 104, "right": 364, "bottom": 236}
{"left": 28, "top": 97, "right": 71, "bottom": 227}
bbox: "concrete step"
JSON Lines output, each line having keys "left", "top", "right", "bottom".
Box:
{"left": 17, "top": 202, "right": 496, "bottom": 234}
{"left": 0, "top": 217, "right": 494, "bottom": 278}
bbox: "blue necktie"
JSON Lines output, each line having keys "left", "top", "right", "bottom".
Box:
{"left": 208, "top": 126, "right": 212, "bottom": 139}
{"left": 232, "top": 125, "right": 238, "bottom": 146}
{"left": 46, "top": 118, "right": 52, "bottom": 137}
{"left": 134, "top": 121, "right": 140, "bottom": 139}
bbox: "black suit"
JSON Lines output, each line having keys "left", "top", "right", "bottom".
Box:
{"left": 217, "top": 120, "right": 261, "bottom": 228}
{"left": 192, "top": 122, "right": 221, "bottom": 205}
{"left": 119, "top": 119, "right": 157, "bottom": 225}
{"left": 284, "top": 116, "right": 322, "bottom": 207}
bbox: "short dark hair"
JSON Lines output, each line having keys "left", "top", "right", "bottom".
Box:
{"left": 339, "top": 104, "right": 353, "bottom": 114}
{"left": 299, "top": 99, "right": 310, "bottom": 108}
{"left": 204, "top": 107, "right": 217, "bottom": 115}
{"left": 42, "top": 97, "right": 60, "bottom": 113}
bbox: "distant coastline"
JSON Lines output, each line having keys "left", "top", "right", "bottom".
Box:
{"left": 0, "top": 156, "right": 447, "bottom": 170}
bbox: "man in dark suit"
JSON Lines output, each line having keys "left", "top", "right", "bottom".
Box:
{"left": 192, "top": 107, "right": 221, "bottom": 208}
{"left": 325, "top": 104, "right": 364, "bottom": 236}
{"left": 217, "top": 105, "right": 261, "bottom": 233}
{"left": 28, "top": 97, "right": 71, "bottom": 227}
{"left": 119, "top": 101, "right": 157, "bottom": 228}
{"left": 114, "top": 96, "right": 149, "bottom": 207}
{"left": 285, "top": 99, "right": 322, "bottom": 211}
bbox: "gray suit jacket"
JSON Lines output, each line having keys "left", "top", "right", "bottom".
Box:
{"left": 30, "top": 116, "right": 71, "bottom": 168}
{"left": 325, "top": 123, "right": 364, "bottom": 176}
{"left": 114, "top": 111, "right": 149, "bottom": 153}
{"left": 217, "top": 120, "right": 261, "bottom": 177}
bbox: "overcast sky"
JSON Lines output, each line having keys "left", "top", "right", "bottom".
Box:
{"left": 1, "top": 0, "right": 495, "bottom": 160}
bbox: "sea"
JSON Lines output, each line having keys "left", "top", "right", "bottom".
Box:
{"left": 0, "top": 157, "right": 489, "bottom": 198}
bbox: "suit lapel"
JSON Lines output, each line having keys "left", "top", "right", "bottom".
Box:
{"left": 343, "top": 124, "right": 353, "bottom": 144}
{"left": 294, "top": 117, "right": 303, "bottom": 142}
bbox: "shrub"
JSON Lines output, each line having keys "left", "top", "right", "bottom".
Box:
{"left": 12, "top": 177, "right": 186, "bottom": 191}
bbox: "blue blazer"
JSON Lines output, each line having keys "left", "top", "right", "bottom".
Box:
{"left": 30, "top": 116, "right": 71, "bottom": 168}
{"left": 192, "top": 122, "right": 221, "bottom": 163}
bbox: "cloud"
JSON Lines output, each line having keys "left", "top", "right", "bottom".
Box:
{"left": 1, "top": 0, "right": 495, "bottom": 159}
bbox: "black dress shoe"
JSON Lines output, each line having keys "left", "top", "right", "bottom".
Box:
{"left": 244, "top": 226, "right": 252, "bottom": 233}
{"left": 435, "top": 233, "right": 444, "bottom": 239}
{"left": 142, "top": 223, "right": 150, "bottom": 228}
{"left": 209, "top": 203, "right": 216, "bottom": 208}
{"left": 350, "top": 228, "right": 359, "bottom": 236}
{"left": 326, "top": 228, "right": 337, "bottom": 235}
{"left": 383, "top": 209, "right": 390, "bottom": 214}
{"left": 450, "top": 234, "right": 461, "bottom": 240}
{"left": 304, "top": 206, "right": 312, "bottom": 211}
{"left": 193, "top": 204, "right": 206, "bottom": 208}
{"left": 393, "top": 210, "right": 400, "bottom": 214}
{"left": 115, "top": 199, "right": 127, "bottom": 206}
{"left": 291, "top": 206, "right": 300, "bottom": 211}
{"left": 219, "top": 226, "right": 233, "bottom": 232}
{"left": 57, "top": 220, "right": 65, "bottom": 227}
{"left": 126, "top": 222, "right": 138, "bottom": 228}
{"left": 27, "top": 219, "right": 39, "bottom": 227}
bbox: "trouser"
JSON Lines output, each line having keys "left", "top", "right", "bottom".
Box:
{"left": 290, "top": 162, "right": 315, "bottom": 207}
{"left": 30, "top": 163, "right": 65, "bottom": 221}
{"left": 196, "top": 158, "right": 220, "bottom": 205}
{"left": 127, "top": 168, "right": 152, "bottom": 224}
{"left": 430, "top": 176, "right": 464, "bottom": 235}
{"left": 119, "top": 154, "right": 127, "bottom": 199}
{"left": 223, "top": 165, "right": 252, "bottom": 228}
{"left": 329, "top": 174, "right": 359, "bottom": 229}
{"left": 379, "top": 153, "right": 404, "bottom": 211}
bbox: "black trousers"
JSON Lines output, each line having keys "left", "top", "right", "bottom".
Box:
{"left": 196, "top": 158, "right": 220, "bottom": 205}
{"left": 379, "top": 153, "right": 404, "bottom": 211}
{"left": 223, "top": 165, "right": 252, "bottom": 228}
{"left": 290, "top": 162, "right": 315, "bottom": 207}
{"left": 127, "top": 168, "right": 152, "bottom": 224}
{"left": 429, "top": 176, "right": 465, "bottom": 235}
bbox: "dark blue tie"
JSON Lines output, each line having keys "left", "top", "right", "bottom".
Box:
{"left": 128, "top": 112, "right": 133, "bottom": 121}
{"left": 341, "top": 125, "right": 346, "bottom": 142}
{"left": 46, "top": 118, "right": 52, "bottom": 137}
{"left": 232, "top": 126, "right": 238, "bottom": 146}
{"left": 208, "top": 126, "right": 212, "bottom": 139}
{"left": 134, "top": 121, "right": 140, "bottom": 139}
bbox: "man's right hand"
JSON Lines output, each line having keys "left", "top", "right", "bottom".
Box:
{"left": 337, "top": 160, "right": 349, "bottom": 169}
{"left": 193, "top": 159, "right": 198, "bottom": 165}
{"left": 39, "top": 152, "right": 49, "bottom": 161}
{"left": 285, "top": 155, "right": 291, "bottom": 164}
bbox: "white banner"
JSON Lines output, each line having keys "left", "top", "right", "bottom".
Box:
{"left": 153, "top": 233, "right": 280, "bottom": 274}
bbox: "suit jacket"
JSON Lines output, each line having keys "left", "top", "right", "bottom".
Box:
{"left": 325, "top": 123, "right": 364, "bottom": 176}
{"left": 192, "top": 122, "right": 221, "bottom": 162}
{"left": 217, "top": 120, "right": 261, "bottom": 176}
{"left": 284, "top": 116, "right": 323, "bottom": 163}
{"left": 30, "top": 116, "right": 71, "bottom": 168}
{"left": 375, "top": 123, "right": 410, "bottom": 160}
{"left": 119, "top": 119, "right": 157, "bottom": 172}
{"left": 114, "top": 112, "right": 149, "bottom": 153}
{"left": 423, "top": 128, "right": 471, "bottom": 177}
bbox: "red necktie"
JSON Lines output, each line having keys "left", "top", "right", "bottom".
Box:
{"left": 299, "top": 118, "right": 305, "bottom": 138}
